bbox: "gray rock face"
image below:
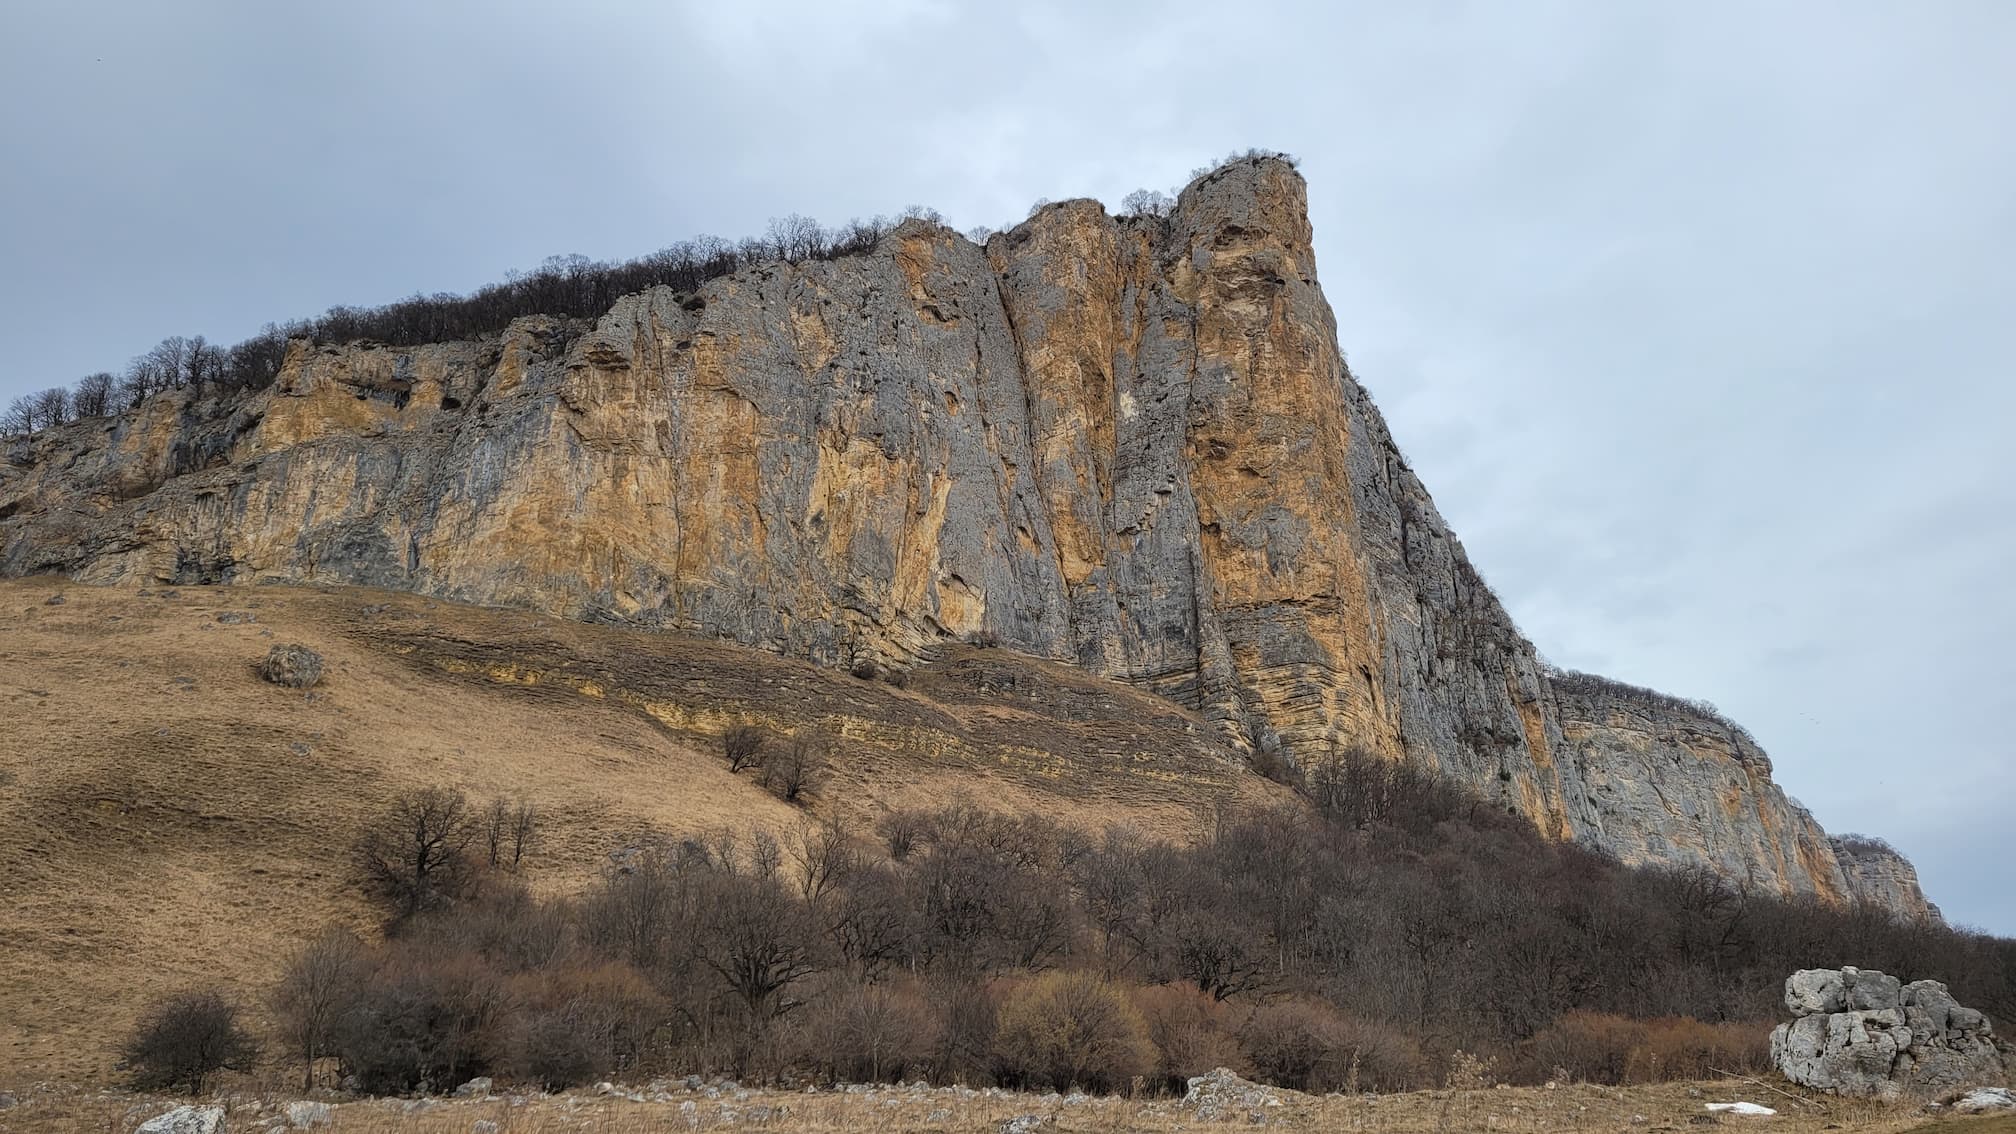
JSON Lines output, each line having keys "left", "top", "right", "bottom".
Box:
{"left": 1831, "top": 836, "right": 1944, "bottom": 924}
{"left": 1552, "top": 683, "right": 1853, "bottom": 906}
{"left": 283, "top": 1100, "right": 331, "bottom": 1128}
{"left": 1770, "top": 968, "right": 2004, "bottom": 1097}
{"left": 0, "top": 158, "right": 1930, "bottom": 915}
{"left": 136, "top": 1106, "right": 225, "bottom": 1134}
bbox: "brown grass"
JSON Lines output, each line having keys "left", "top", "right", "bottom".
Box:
{"left": 0, "top": 579, "right": 1282, "bottom": 1084}
{"left": 0, "top": 1077, "right": 1971, "bottom": 1134}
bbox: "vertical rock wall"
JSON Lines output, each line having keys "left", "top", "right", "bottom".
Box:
{"left": 0, "top": 157, "right": 1933, "bottom": 917}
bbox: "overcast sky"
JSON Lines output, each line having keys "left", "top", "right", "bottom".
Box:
{"left": 3, "top": 2, "right": 2010, "bottom": 932}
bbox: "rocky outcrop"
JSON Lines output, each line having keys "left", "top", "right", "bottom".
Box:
{"left": 1551, "top": 680, "right": 1850, "bottom": 905}
{"left": 1182, "top": 1067, "right": 1294, "bottom": 1121}
{"left": 0, "top": 157, "right": 1930, "bottom": 916}
{"left": 1771, "top": 967, "right": 2004, "bottom": 1097}
{"left": 1832, "top": 836, "right": 1943, "bottom": 923}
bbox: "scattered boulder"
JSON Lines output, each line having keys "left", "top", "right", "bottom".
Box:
{"left": 216, "top": 611, "right": 257, "bottom": 624}
{"left": 259, "top": 644, "right": 325, "bottom": 689}
{"left": 1954, "top": 1087, "right": 2015, "bottom": 1113}
{"left": 1182, "top": 1066, "right": 1291, "bottom": 1121}
{"left": 284, "top": 1100, "right": 331, "bottom": 1128}
{"left": 452, "top": 1076, "right": 493, "bottom": 1098}
{"left": 473, "top": 1121, "right": 501, "bottom": 1134}
{"left": 137, "top": 1106, "right": 225, "bottom": 1134}
{"left": 44, "top": 593, "right": 64, "bottom": 605}
{"left": 1771, "top": 967, "right": 2005, "bottom": 1097}
{"left": 1000, "top": 1115, "right": 1053, "bottom": 1134}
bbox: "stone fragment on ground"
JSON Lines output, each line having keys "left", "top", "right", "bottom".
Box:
{"left": 1954, "top": 1087, "right": 2015, "bottom": 1113}
{"left": 1183, "top": 1066, "right": 1294, "bottom": 1122}
{"left": 136, "top": 1106, "right": 225, "bottom": 1134}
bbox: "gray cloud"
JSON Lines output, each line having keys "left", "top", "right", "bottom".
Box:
{"left": 4, "top": 1, "right": 2010, "bottom": 930}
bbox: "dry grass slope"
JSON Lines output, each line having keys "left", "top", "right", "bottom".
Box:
{"left": 0, "top": 579, "right": 1280, "bottom": 1083}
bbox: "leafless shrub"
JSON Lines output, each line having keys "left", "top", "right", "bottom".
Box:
{"left": 792, "top": 974, "right": 941, "bottom": 1084}
{"left": 995, "top": 970, "right": 1153, "bottom": 1093}
{"left": 121, "top": 989, "right": 258, "bottom": 1094}
{"left": 501, "top": 962, "right": 664, "bottom": 1089}
{"left": 878, "top": 810, "right": 926, "bottom": 860}
{"left": 1188, "top": 147, "right": 1300, "bottom": 180}
{"left": 336, "top": 949, "right": 507, "bottom": 1095}
{"left": 762, "top": 735, "right": 823, "bottom": 804}
{"left": 722, "top": 725, "right": 767, "bottom": 773}
{"left": 1131, "top": 983, "right": 1245, "bottom": 1091}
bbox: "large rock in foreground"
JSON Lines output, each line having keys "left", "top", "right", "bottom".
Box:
{"left": 1770, "top": 967, "right": 2004, "bottom": 1097}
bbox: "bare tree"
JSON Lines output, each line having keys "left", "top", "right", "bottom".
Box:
{"left": 485, "top": 797, "right": 510, "bottom": 868}
{"left": 353, "top": 786, "right": 482, "bottom": 922}
{"left": 185, "top": 335, "right": 226, "bottom": 392}
{"left": 73, "top": 371, "right": 116, "bottom": 418}
{"left": 694, "top": 873, "right": 821, "bottom": 1027}
{"left": 1, "top": 396, "right": 33, "bottom": 436}
{"left": 509, "top": 800, "right": 538, "bottom": 868}
{"left": 29, "top": 387, "right": 72, "bottom": 429}
{"left": 766, "top": 214, "right": 829, "bottom": 263}
{"left": 722, "top": 725, "right": 767, "bottom": 773}
{"left": 270, "top": 927, "right": 370, "bottom": 1089}
{"left": 762, "top": 735, "right": 823, "bottom": 803}
{"left": 1121, "top": 188, "right": 1176, "bottom": 218}
{"left": 788, "top": 820, "right": 859, "bottom": 903}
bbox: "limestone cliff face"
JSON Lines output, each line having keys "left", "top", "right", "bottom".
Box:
{"left": 1550, "top": 682, "right": 1850, "bottom": 905}
{"left": 0, "top": 157, "right": 1932, "bottom": 917}
{"left": 1832, "top": 838, "right": 1944, "bottom": 924}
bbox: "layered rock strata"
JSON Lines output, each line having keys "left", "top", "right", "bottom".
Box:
{"left": 0, "top": 157, "right": 1933, "bottom": 917}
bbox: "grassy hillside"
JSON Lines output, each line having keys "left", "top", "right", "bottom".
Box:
{"left": 0, "top": 578, "right": 1276, "bottom": 1082}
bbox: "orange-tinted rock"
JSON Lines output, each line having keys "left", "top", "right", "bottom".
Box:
{"left": 0, "top": 157, "right": 1932, "bottom": 918}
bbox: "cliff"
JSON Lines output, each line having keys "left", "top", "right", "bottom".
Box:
{"left": 0, "top": 156, "right": 1934, "bottom": 918}
{"left": 1832, "top": 837, "right": 1944, "bottom": 924}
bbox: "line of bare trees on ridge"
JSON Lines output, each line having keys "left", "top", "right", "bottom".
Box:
{"left": 118, "top": 737, "right": 2012, "bottom": 1099}
{"left": 0, "top": 208, "right": 949, "bottom": 441}
{"left": 5, "top": 150, "right": 1311, "bottom": 442}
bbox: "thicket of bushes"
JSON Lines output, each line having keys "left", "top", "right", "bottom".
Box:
{"left": 127, "top": 749, "right": 2013, "bottom": 1099}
